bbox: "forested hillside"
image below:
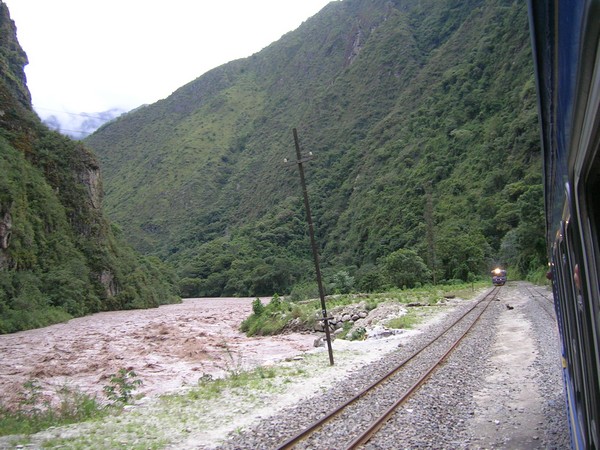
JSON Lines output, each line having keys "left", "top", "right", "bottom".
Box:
{"left": 0, "top": 2, "right": 179, "bottom": 333}
{"left": 86, "top": 0, "right": 545, "bottom": 298}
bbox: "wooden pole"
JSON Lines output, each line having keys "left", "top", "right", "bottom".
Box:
{"left": 292, "top": 128, "right": 334, "bottom": 365}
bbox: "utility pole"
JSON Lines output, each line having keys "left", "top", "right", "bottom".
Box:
{"left": 289, "top": 128, "right": 334, "bottom": 365}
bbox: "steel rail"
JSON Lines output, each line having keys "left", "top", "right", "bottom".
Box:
{"left": 525, "top": 285, "right": 554, "bottom": 303}
{"left": 276, "top": 287, "right": 500, "bottom": 450}
{"left": 345, "top": 287, "right": 498, "bottom": 449}
{"left": 525, "top": 285, "right": 555, "bottom": 320}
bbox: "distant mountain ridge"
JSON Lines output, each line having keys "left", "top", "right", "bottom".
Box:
{"left": 41, "top": 107, "right": 128, "bottom": 140}
{"left": 86, "top": 0, "right": 545, "bottom": 297}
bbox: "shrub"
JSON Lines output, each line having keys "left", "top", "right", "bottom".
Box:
{"left": 268, "top": 293, "right": 281, "bottom": 310}
{"left": 328, "top": 271, "right": 355, "bottom": 294}
{"left": 356, "top": 270, "right": 386, "bottom": 293}
{"left": 0, "top": 380, "right": 104, "bottom": 437}
{"left": 349, "top": 326, "right": 367, "bottom": 341}
{"left": 289, "top": 282, "right": 319, "bottom": 302}
{"left": 383, "top": 249, "right": 431, "bottom": 289}
{"left": 103, "top": 368, "right": 143, "bottom": 405}
{"left": 241, "top": 294, "right": 292, "bottom": 336}
{"left": 252, "top": 297, "right": 265, "bottom": 316}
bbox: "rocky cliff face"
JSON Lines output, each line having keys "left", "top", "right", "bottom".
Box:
{"left": 0, "top": 1, "right": 105, "bottom": 270}
{"left": 0, "top": 205, "right": 11, "bottom": 270}
{"left": 72, "top": 142, "right": 104, "bottom": 237}
{"left": 0, "top": 2, "right": 31, "bottom": 110}
{"left": 0, "top": 1, "right": 179, "bottom": 333}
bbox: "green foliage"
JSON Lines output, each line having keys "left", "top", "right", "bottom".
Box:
{"left": 183, "top": 358, "right": 305, "bottom": 405}
{"left": 0, "top": 140, "right": 96, "bottom": 331}
{"left": 526, "top": 265, "right": 551, "bottom": 286}
{"left": 336, "top": 321, "right": 354, "bottom": 340}
{"left": 349, "top": 326, "right": 367, "bottom": 341}
{"left": 0, "top": 126, "right": 180, "bottom": 333}
{"left": 252, "top": 297, "right": 265, "bottom": 316}
{"left": 355, "top": 265, "right": 387, "bottom": 293}
{"left": 289, "top": 281, "right": 319, "bottom": 302}
{"left": 383, "top": 249, "right": 431, "bottom": 288}
{"left": 435, "top": 223, "right": 492, "bottom": 281}
{"left": 17, "top": 379, "right": 45, "bottom": 416}
{"left": 86, "top": 0, "right": 544, "bottom": 292}
{"left": 0, "top": 380, "right": 105, "bottom": 437}
{"left": 171, "top": 216, "right": 310, "bottom": 298}
{"left": 103, "top": 368, "right": 143, "bottom": 405}
{"left": 0, "top": 10, "right": 181, "bottom": 333}
{"left": 328, "top": 270, "right": 355, "bottom": 294}
{"left": 241, "top": 282, "right": 483, "bottom": 337}
{"left": 386, "top": 313, "right": 420, "bottom": 329}
{"left": 106, "top": 253, "right": 180, "bottom": 311}
{"left": 241, "top": 294, "right": 292, "bottom": 336}
{"left": 269, "top": 293, "right": 281, "bottom": 309}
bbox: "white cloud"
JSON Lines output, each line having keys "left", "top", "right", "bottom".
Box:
{"left": 4, "top": 0, "right": 333, "bottom": 118}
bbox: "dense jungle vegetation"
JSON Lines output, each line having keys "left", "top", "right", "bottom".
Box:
{"left": 87, "top": 0, "right": 545, "bottom": 299}
{"left": 0, "top": 2, "right": 179, "bottom": 333}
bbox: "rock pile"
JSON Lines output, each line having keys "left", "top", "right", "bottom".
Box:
{"left": 312, "top": 301, "right": 409, "bottom": 347}
{"left": 313, "top": 303, "right": 369, "bottom": 332}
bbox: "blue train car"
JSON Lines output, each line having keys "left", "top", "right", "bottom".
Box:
{"left": 527, "top": 1, "right": 600, "bottom": 448}
{"left": 491, "top": 268, "right": 507, "bottom": 286}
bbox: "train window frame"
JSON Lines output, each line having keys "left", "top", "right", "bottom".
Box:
{"left": 565, "top": 218, "right": 599, "bottom": 447}
{"left": 581, "top": 142, "right": 600, "bottom": 449}
{"left": 584, "top": 159, "right": 600, "bottom": 310}
{"left": 571, "top": 23, "right": 600, "bottom": 444}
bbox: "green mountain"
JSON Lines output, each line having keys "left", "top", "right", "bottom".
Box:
{"left": 0, "top": 1, "right": 179, "bottom": 333}
{"left": 86, "top": 0, "right": 545, "bottom": 297}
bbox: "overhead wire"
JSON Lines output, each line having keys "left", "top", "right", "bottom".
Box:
{"left": 52, "top": 129, "right": 91, "bottom": 135}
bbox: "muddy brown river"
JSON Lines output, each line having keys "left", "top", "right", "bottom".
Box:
{"left": 0, "top": 298, "right": 317, "bottom": 408}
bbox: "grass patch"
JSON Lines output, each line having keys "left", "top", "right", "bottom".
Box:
{"left": 182, "top": 362, "right": 305, "bottom": 403}
{"left": 386, "top": 312, "right": 420, "bottom": 329}
{"left": 241, "top": 294, "right": 293, "bottom": 336}
{"left": 39, "top": 434, "right": 168, "bottom": 450}
{"left": 0, "top": 368, "right": 143, "bottom": 438}
{"left": 0, "top": 354, "right": 324, "bottom": 449}
{"left": 445, "top": 281, "right": 488, "bottom": 300}
{"left": 0, "top": 381, "right": 107, "bottom": 437}
{"left": 241, "top": 283, "right": 487, "bottom": 337}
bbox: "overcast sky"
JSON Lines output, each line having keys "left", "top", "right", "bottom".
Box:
{"left": 4, "top": 0, "right": 333, "bottom": 121}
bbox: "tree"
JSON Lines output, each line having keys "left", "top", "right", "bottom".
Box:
{"left": 383, "top": 249, "right": 431, "bottom": 288}
{"left": 328, "top": 270, "right": 355, "bottom": 294}
{"left": 436, "top": 222, "right": 491, "bottom": 281}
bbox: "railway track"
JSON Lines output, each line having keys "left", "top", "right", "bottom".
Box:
{"left": 276, "top": 287, "right": 501, "bottom": 450}
{"left": 525, "top": 285, "right": 555, "bottom": 320}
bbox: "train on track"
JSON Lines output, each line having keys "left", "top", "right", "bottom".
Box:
{"left": 491, "top": 267, "right": 507, "bottom": 286}
{"left": 528, "top": 1, "right": 600, "bottom": 449}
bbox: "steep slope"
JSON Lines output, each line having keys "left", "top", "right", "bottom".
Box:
{"left": 0, "top": 2, "right": 179, "bottom": 333}
{"left": 87, "top": 0, "right": 544, "bottom": 297}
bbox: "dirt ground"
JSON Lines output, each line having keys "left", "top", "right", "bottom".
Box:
{"left": 466, "top": 283, "right": 567, "bottom": 449}
{"left": 0, "top": 298, "right": 318, "bottom": 408}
